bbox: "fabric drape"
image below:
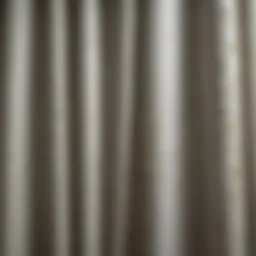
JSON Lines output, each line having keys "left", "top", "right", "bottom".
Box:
{"left": 0, "top": 0, "right": 254, "bottom": 256}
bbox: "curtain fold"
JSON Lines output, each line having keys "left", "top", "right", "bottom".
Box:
{"left": 1, "top": 0, "right": 255, "bottom": 256}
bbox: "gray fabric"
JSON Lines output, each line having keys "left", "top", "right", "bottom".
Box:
{"left": 0, "top": 0, "right": 253, "bottom": 256}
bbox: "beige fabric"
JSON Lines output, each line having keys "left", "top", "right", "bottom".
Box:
{"left": 0, "top": 0, "right": 254, "bottom": 256}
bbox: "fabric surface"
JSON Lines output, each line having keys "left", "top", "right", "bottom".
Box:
{"left": 0, "top": 0, "right": 254, "bottom": 256}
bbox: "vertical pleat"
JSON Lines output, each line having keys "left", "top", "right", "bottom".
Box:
{"left": 247, "top": 0, "right": 256, "bottom": 254}
{"left": 0, "top": 1, "right": 7, "bottom": 255}
{"left": 111, "top": 1, "right": 137, "bottom": 256}
{"left": 80, "top": 1, "right": 102, "bottom": 256}
{"left": 30, "top": 1, "right": 54, "bottom": 255}
{"left": 149, "top": 1, "right": 182, "bottom": 256}
{"left": 4, "top": 1, "right": 33, "bottom": 256}
{"left": 2, "top": 1, "right": 256, "bottom": 256}
{"left": 218, "top": 0, "right": 247, "bottom": 255}
{"left": 127, "top": 2, "right": 154, "bottom": 255}
{"left": 67, "top": 1, "right": 82, "bottom": 256}
{"left": 184, "top": 2, "right": 209, "bottom": 254}
{"left": 51, "top": 1, "right": 70, "bottom": 256}
{"left": 185, "top": 1, "right": 227, "bottom": 255}
{"left": 100, "top": 2, "right": 122, "bottom": 255}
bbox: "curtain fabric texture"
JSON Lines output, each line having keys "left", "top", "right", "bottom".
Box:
{"left": 0, "top": 0, "right": 253, "bottom": 256}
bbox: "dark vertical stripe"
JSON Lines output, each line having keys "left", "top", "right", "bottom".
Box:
{"left": 30, "top": 1, "right": 54, "bottom": 255}
{"left": 239, "top": 1, "right": 256, "bottom": 255}
{"left": 101, "top": 1, "right": 122, "bottom": 256}
{"left": 127, "top": 2, "right": 154, "bottom": 256}
{"left": 68, "top": 0, "right": 82, "bottom": 255}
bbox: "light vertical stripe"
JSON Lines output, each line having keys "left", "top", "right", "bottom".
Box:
{"left": 112, "top": 1, "right": 136, "bottom": 256}
{"left": 218, "top": 0, "right": 247, "bottom": 255}
{"left": 150, "top": 0, "right": 182, "bottom": 255}
{"left": 4, "top": 0, "right": 33, "bottom": 256}
{"left": 81, "top": 1, "right": 102, "bottom": 256}
{"left": 247, "top": 1, "right": 256, "bottom": 253}
{"left": 51, "top": 0, "right": 70, "bottom": 256}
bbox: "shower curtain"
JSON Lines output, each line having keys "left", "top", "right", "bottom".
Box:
{"left": 0, "top": 0, "right": 254, "bottom": 256}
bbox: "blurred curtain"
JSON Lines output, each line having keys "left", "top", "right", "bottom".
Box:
{"left": 0, "top": 0, "right": 254, "bottom": 256}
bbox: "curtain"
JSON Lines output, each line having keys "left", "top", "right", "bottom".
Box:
{"left": 0, "top": 0, "right": 254, "bottom": 256}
